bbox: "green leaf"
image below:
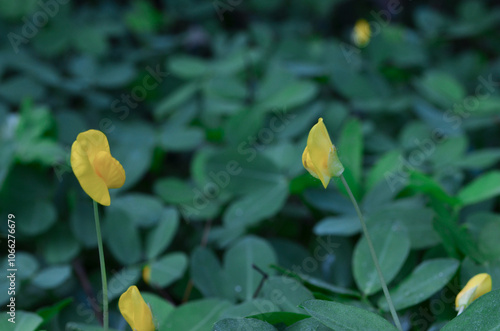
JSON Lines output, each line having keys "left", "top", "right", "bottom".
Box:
{"left": 367, "top": 209, "right": 441, "bottom": 249}
{"left": 414, "top": 71, "right": 465, "bottom": 108}
{"left": 39, "top": 223, "right": 80, "bottom": 264}
{"left": 70, "top": 199, "right": 97, "bottom": 248}
{"left": 313, "top": 215, "right": 361, "bottom": 237}
{"left": 141, "top": 292, "right": 175, "bottom": 329}
{"left": 368, "top": 205, "right": 440, "bottom": 249}
{"left": 285, "top": 317, "right": 332, "bottom": 331}
{"left": 66, "top": 323, "right": 120, "bottom": 331}
{"left": 270, "top": 264, "right": 361, "bottom": 298}
{"left": 258, "top": 80, "right": 318, "bottom": 111}
{"left": 36, "top": 297, "right": 73, "bottom": 324}
{"left": 163, "top": 299, "right": 231, "bottom": 331}
{"left": 220, "top": 299, "right": 279, "bottom": 319}
{"left": 155, "top": 83, "right": 199, "bottom": 119}
{"left": 191, "top": 246, "right": 233, "bottom": 300}
{"left": 478, "top": 220, "right": 500, "bottom": 261}
{"left": 261, "top": 276, "right": 314, "bottom": 314}
{"left": 154, "top": 177, "right": 194, "bottom": 204}
{"left": 103, "top": 209, "right": 141, "bottom": 265}
{"left": 458, "top": 171, "right": 500, "bottom": 206}
{"left": 13, "top": 252, "right": 39, "bottom": 280}
{"left": 378, "top": 258, "right": 459, "bottom": 311}
{"left": 110, "top": 122, "right": 156, "bottom": 190}
{"left": 441, "top": 289, "right": 500, "bottom": 330}
{"left": 149, "top": 252, "right": 188, "bottom": 288}
{"left": 336, "top": 118, "right": 363, "bottom": 199}
{"left": 32, "top": 265, "right": 72, "bottom": 290}
{"left": 213, "top": 318, "right": 277, "bottom": 331}
{"left": 125, "top": 0, "right": 163, "bottom": 33}
{"left": 224, "top": 236, "right": 277, "bottom": 301}
{"left": 145, "top": 208, "right": 180, "bottom": 260}
{"left": 353, "top": 222, "right": 410, "bottom": 295}
{"left": 111, "top": 193, "right": 164, "bottom": 227}
{"left": 454, "top": 149, "right": 500, "bottom": 169}
{"left": 366, "top": 150, "right": 401, "bottom": 192}
{"left": 204, "top": 150, "right": 286, "bottom": 195}
{"left": 0, "top": 311, "right": 43, "bottom": 331}
{"left": 249, "top": 312, "right": 310, "bottom": 326}
{"left": 168, "top": 56, "right": 210, "bottom": 79}
{"left": 407, "top": 171, "right": 460, "bottom": 206}
{"left": 16, "top": 200, "right": 57, "bottom": 236}
{"left": 223, "top": 180, "right": 288, "bottom": 228}
{"left": 107, "top": 267, "right": 141, "bottom": 301}
{"left": 301, "top": 299, "right": 398, "bottom": 331}
{"left": 159, "top": 125, "right": 205, "bottom": 151}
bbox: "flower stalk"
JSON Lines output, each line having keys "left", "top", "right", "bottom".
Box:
{"left": 340, "top": 175, "right": 402, "bottom": 331}
{"left": 93, "top": 200, "right": 109, "bottom": 331}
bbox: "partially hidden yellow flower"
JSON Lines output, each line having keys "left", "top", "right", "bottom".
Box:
{"left": 142, "top": 265, "right": 151, "bottom": 285}
{"left": 352, "top": 19, "right": 371, "bottom": 47}
{"left": 119, "top": 286, "right": 155, "bottom": 331}
{"left": 71, "top": 130, "right": 125, "bottom": 206}
{"left": 302, "top": 118, "right": 344, "bottom": 188}
{"left": 455, "top": 273, "right": 492, "bottom": 315}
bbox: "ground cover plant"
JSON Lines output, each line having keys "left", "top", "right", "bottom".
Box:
{"left": 1, "top": 0, "right": 500, "bottom": 330}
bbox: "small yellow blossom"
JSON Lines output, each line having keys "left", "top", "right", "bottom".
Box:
{"left": 143, "top": 265, "right": 151, "bottom": 285}
{"left": 455, "top": 273, "right": 492, "bottom": 315}
{"left": 119, "top": 286, "right": 155, "bottom": 331}
{"left": 352, "top": 19, "right": 371, "bottom": 47}
{"left": 302, "top": 118, "right": 344, "bottom": 188}
{"left": 71, "top": 130, "right": 125, "bottom": 206}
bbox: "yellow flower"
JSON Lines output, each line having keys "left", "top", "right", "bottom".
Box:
{"left": 455, "top": 273, "right": 492, "bottom": 315}
{"left": 142, "top": 265, "right": 151, "bottom": 285}
{"left": 70, "top": 130, "right": 125, "bottom": 206}
{"left": 352, "top": 19, "right": 371, "bottom": 47}
{"left": 119, "top": 286, "right": 155, "bottom": 331}
{"left": 302, "top": 118, "right": 344, "bottom": 188}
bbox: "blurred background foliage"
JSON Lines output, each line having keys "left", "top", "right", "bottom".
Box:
{"left": 1, "top": 0, "right": 500, "bottom": 330}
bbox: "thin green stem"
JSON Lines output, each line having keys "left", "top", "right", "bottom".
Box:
{"left": 340, "top": 175, "right": 403, "bottom": 331}
{"left": 93, "top": 200, "right": 108, "bottom": 331}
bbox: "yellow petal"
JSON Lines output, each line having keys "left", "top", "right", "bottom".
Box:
{"left": 70, "top": 129, "right": 126, "bottom": 206}
{"left": 142, "top": 265, "right": 151, "bottom": 285}
{"left": 455, "top": 273, "right": 492, "bottom": 314}
{"left": 71, "top": 140, "right": 110, "bottom": 206}
{"left": 93, "top": 151, "right": 126, "bottom": 189}
{"left": 119, "top": 286, "right": 155, "bottom": 331}
{"left": 353, "top": 19, "right": 371, "bottom": 47}
{"left": 302, "top": 146, "right": 319, "bottom": 179}
{"left": 306, "top": 118, "right": 333, "bottom": 188}
{"left": 305, "top": 118, "right": 344, "bottom": 188}
{"left": 75, "top": 130, "right": 110, "bottom": 165}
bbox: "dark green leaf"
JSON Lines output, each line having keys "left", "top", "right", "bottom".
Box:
{"left": 301, "top": 300, "right": 397, "bottom": 331}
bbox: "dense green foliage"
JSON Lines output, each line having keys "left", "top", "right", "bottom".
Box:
{"left": 1, "top": 0, "right": 500, "bottom": 330}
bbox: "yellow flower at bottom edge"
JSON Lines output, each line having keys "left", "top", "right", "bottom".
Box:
{"left": 119, "top": 286, "right": 155, "bottom": 331}
{"left": 302, "top": 118, "right": 344, "bottom": 189}
{"left": 142, "top": 265, "right": 151, "bottom": 285}
{"left": 455, "top": 273, "right": 492, "bottom": 315}
{"left": 70, "top": 130, "right": 125, "bottom": 206}
{"left": 352, "top": 19, "right": 371, "bottom": 47}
